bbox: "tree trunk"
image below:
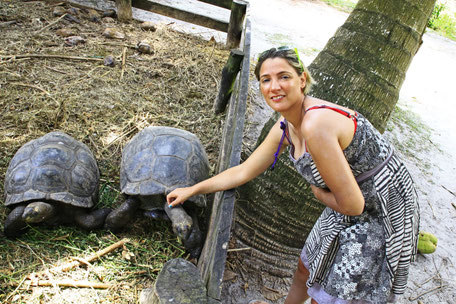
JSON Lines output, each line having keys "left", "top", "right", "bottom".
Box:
{"left": 309, "top": 0, "right": 436, "bottom": 132}
{"left": 233, "top": 0, "right": 436, "bottom": 277}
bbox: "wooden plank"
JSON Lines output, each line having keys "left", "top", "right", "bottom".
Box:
{"left": 226, "top": 0, "right": 247, "bottom": 48}
{"left": 214, "top": 49, "right": 244, "bottom": 114}
{"left": 198, "top": 0, "right": 232, "bottom": 10}
{"left": 198, "top": 15, "right": 251, "bottom": 301}
{"left": 132, "top": 0, "right": 229, "bottom": 32}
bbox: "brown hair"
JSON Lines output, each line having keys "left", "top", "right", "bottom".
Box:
{"left": 254, "top": 47, "right": 315, "bottom": 95}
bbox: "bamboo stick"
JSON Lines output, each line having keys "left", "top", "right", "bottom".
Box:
{"left": 20, "top": 279, "right": 112, "bottom": 289}
{"left": 27, "top": 238, "right": 129, "bottom": 279}
{"left": 51, "top": 238, "right": 129, "bottom": 273}
{"left": 0, "top": 54, "right": 104, "bottom": 61}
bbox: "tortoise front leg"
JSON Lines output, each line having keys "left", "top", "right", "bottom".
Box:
{"left": 164, "top": 203, "right": 193, "bottom": 241}
{"left": 74, "top": 208, "right": 113, "bottom": 230}
{"left": 164, "top": 204, "right": 203, "bottom": 258}
{"left": 105, "top": 196, "right": 140, "bottom": 232}
{"left": 4, "top": 205, "right": 28, "bottom": 238}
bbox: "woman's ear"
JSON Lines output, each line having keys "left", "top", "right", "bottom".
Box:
{"left": 300, "top": 72, "right": 307, "bottom": 90}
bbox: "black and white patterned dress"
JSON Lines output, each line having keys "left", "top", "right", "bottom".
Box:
{"left": 284, "top": 108, "right": 420, "bottom": 303}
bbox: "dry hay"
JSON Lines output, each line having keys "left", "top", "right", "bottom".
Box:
{"left": 0, "top": 0, "right": 229, "bottom": 302}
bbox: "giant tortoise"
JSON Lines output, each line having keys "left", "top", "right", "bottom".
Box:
{"left": 3, "top": 132, "right": 111, "bottom": 237}
{"left": 105, "top": 126, "right": 210, "bottom": 257}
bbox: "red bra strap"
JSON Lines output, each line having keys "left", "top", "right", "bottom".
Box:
{"left": 306, "top": 105, "right": 358, "bottom": 134}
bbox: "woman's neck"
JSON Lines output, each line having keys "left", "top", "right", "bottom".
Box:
{"left": 282, "top": 95, "right": 307, "bottom": 129}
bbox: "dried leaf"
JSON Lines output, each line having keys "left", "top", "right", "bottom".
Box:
{"left": 261, "top": 286, "right": 286, "bottom": 301}
{"left": 223, "top": 269, "right": 237, "bottom": 281}
{"left": 122, "top": 250, "right": 135, "bottom": 260}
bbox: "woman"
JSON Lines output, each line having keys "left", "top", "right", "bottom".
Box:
{"left": 167, "top": 47, "right": 420, "bottom": 304}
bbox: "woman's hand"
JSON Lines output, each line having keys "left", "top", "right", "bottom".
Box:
{"left": 167, "top": 187, "right": 195, "bottom": 207}
{"left": 310, "top": 185, "right": 330, "bottom": 201}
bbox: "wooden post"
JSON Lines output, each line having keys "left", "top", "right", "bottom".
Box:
{"left": 226, "top": 0, "right": 247, "bottom": 48}
{"left": 214, "top": 49, "right": 244, "bottom": 114}
{"left": 116, "top": 0, "right": 132, "bottom": 23}
{"left": 198, "top": 17, "right": 251, "bottom": 301}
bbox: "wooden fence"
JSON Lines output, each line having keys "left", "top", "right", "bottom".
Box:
{"left": 197, "top": 10, "right": 251, "bottom": 303}
{"left": 116, "top": 0, "right": 247, "bottom": 48}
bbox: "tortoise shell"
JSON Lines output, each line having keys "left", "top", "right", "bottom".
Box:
{"left": 4, "top": 132, "right": 99, "bottom": 208}
{"left": 120, "top": 126, "right": 210, "bottom": 208}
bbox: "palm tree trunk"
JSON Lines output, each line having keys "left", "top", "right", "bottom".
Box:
{"left": 309, "top": 0, "right": 436, "bottom": 131}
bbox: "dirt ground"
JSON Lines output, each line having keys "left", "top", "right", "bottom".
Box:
{"left": 0, "top": 0, "right": 228, "bottom": 302}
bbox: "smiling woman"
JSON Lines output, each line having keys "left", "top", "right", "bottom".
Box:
{"left": 167, "top": 46, "right": 420, "bottom": 304}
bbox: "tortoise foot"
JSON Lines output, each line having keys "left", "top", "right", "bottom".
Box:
{"left": 105, "top": 197, "right": 140, "bottom": 232}
{"left": 4, "top": 205, "right": 28, "bottom": 238}
{"left": 75, "top": 208, "right": 113, "bottom": 230}
{"left": 183, "top": 222, "right": 203, "bottom": 258}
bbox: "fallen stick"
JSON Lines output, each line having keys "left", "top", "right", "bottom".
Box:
{"left": 35, "top": 13, "right": 68, "bottom": 34}
{"left": 100, "top": 42, "right": 135, "bottom": 49}
{"left": 227, "top": 247, "right": 251, "bottom": 253}
{"left": 10, "top": 82, "right": 51, "bottom": 95}
{"left": 121, "top": 46, "right": 127, "bottom": 79}
{"left": 409, "top": 284, "right": 448, "bottom": 301}
{"left": 442, "top": 185, "right": 456, "bottom": 197}
{"left": 27, "top": 238, "right": 129, "bottom": 279}
{"left": 53, "top": 238, "right": 130, "bottom": 273}
{"left": 0, "top": 54, "right": 104, "bottom": 61}
{"left": 19, "top": 279, "right": 111, "bottom": 289}
{"left": 0, "top": 20, "right": 17, "bottom": 27}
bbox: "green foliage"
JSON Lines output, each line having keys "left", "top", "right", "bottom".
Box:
{"left": 428, "top": 2, "right": 456, "bottom": 40}
{"left": 428, "top": 2, "right": 447, "bottom": 29}
{"left": 432, "top": 12, "right": 456, "bottom": 39}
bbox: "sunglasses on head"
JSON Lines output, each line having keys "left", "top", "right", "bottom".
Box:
{"left": 257, "top": 46, "right": 304, "bottom": 72}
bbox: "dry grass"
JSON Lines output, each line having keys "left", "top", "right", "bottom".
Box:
{"left": 0, "top": 0, "right": 228, "bottom": 302}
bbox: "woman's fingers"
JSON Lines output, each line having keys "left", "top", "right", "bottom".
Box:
{"left": 166, "top": 188, "right": 190, "bottom": 207}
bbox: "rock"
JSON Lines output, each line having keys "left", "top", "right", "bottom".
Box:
{"left": 102, "top": 17, "right": 116, "bottom": 24}
{"left": 63, "top": 14, "right": 82, "bottom": 24}
{"left": 139, "top": 258, "right": 208, "bottom": 304}
{"left": 102, "top": 9, "right": 116, "bottom": 18}
{"left": 140, "top": 21, "right": 157, "bottom": 32}
{"left": 66, "top": 7, "right": 80, "bottom": 16}
{"left": 104, "top": 55, "right": 116, "bottom": 67}
{"left": 137, "top": 41, "right": 153, "bottom": 54}
{"left": 56, "top": 28, "right": 76, "bottom": 37}
{"left": 102, "top": 27, "right": 125, "bottom": 39}
{"left": 53, "top": 6, "right": 66, "bottom": 17}
{"left": 64, "top": 35, "right": 86, "bottom": 46}
{"left": 87, "top": 9, "right": 100, "bottom": 22}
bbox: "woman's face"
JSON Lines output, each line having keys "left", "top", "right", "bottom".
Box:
{"left": 259, "top": 57, "right": 306, "bottom": 113}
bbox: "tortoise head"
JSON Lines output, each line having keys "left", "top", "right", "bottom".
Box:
{"left": 22, "top": 201, "right": 56, "bottom": 223}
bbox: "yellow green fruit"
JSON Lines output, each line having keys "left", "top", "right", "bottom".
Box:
{"left": 418, "top": 231, "right": 437, "bottom": 254}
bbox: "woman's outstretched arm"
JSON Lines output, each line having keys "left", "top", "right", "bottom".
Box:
{"left": 167, "top": 119, "right": 286, "bottom": 207}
